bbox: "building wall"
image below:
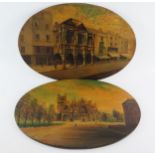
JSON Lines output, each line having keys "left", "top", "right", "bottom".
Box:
{"left": 123, "top": 99, "right": 140, "bottom": 127}
{"left": 19, "top": 11, "right": 55, "bottom": 65}
{"left": 56, "top": 94, "right": 99, "bottom": 121}
{"left": 19, "top": 16, "right": 129, "bottom": 66}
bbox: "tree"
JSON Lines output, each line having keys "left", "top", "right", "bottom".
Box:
{"left": 35, "top": 105, "right": 45, "bottom": 124}
{"left": 15, "top": 94, "right": 32, "bottom": 126}
{"left": 112, "top": 110, "right": 123, "bottom": 121}
{"left": 15, "top": 94, "right": 56, "bottom": 127}
{"left": 101, "top": 112, "right": 107, "bottom": 121}
{"left": 46, "top": 104, "right": 55, "bottom": 123}
{"left": 15, "top": 99, "right": 23, "bottom": 125}
{"left": 29, "top": 98, "right": 38, "bottom": 125}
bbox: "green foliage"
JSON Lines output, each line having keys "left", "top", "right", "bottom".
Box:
{"left": 15, "top": 94, "right": 56, "bottom": 128}
{"left": 18, "top": 121, "right": 64, "bottom": 128}
{"left": 74, "top": 4, "right": 108, "bottom": 18}
{"left": 77, "top": 80, "right": 111, "bottom": 91}
{"left": 100, "top": 111, "right": 124, "bottom": 122}
{"left": 112, "top": 110, "right": 124, "bottom": 122}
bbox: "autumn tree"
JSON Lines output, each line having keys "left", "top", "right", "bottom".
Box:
{"left": 15, "top": 94, "right": 32, "bottom": 126}
{"left": 15, "top": 94, "right": 56, "bottom": 127}
{"left": 35, "top": 104, "right": 45, "bottom": 124}
{"left": 46, "top": 104, "right": 55, "bottom": 123}
{"left": 29, "top": 98, "right": 38, "bottom": 125}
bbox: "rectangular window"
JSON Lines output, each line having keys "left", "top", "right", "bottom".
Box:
{"left": 78, "top": 34, "right": 84, "bottom": 45}
{"left": 66, "top": 30, "right": 74, "bottom": 44}
{"left": 35, "top": 34, "right": 40, "bottom": 41}
{"left": 34, "top": 22, "right": 39, "bottom": 29}
{"left": 46, "top": 35, "right": 50, "bottom": 42}
{"left": 46, "top": 47, "right": 53, "bottom": 54}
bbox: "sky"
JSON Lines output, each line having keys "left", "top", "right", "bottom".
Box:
{"left": 31, "top": 3, "right": 136, "bottom": 57}
{"left": 27, "top": 80, "right": 133, "bottom": 113}
{"left": 22, "top": 3, "right": 136, "bottom": 57}
{"left": 44, "top": 3, "right": 136, "bottom": 42}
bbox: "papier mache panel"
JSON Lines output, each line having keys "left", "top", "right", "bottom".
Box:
{"left": 15, "top": 80, "right": 140, "bottom": 149}
{"left": 18, "top": 3, "right": 136, "bottom": 79}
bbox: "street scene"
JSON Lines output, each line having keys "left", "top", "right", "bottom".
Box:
{"left": 19, "top": 3, "right": 136, "bottom": 79}
{"left": 15, "top": 80, "right": 140, "bottom": 148}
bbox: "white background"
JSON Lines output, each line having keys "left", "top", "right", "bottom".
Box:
{"left": 0, "top": 2, "right": 155, "bottom": 153}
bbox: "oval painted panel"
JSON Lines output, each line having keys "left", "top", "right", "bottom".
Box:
{"left": 15, "top": 80, "right": 140, "bottom": 149}
{"left": 18, "top": 3, "right": 136, "bottom": 79}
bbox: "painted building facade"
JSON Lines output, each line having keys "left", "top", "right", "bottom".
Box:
{"left": 19, "top": 11, "right": 54, "bottom": 65}
{"left": 19, "top": 12, "right": 129, "bottom": 67}
{"left": 57, "top": 94, "right": 100, "bottom": 121}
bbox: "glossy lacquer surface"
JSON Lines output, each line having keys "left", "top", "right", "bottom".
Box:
{"left": 18, "top": 3, "right": 136, "bottom": 79}
{"left": 15, "top": 80, "right": 140, "bottom": 149}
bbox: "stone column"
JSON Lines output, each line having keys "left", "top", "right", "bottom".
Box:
{"left": 83, "top": 49, "right": 86, "bottom": 65}
{"left": 91, "top": 35, "right": 95, "bottom": 64}
{"left": 73, "top": 31, "right": 78, "bottom": 67}
{"left": 62, "top": 46, "right": 66, "bottom": 69}
{"left": 73, "top": 48, "right": 77, "bottom": 67}
{"left": 91, "top": 52, "right": 94, "bottom": 64}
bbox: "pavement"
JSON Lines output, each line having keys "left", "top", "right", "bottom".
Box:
{"left": 21, "top": 122, "right": 127, "bottom": 149}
